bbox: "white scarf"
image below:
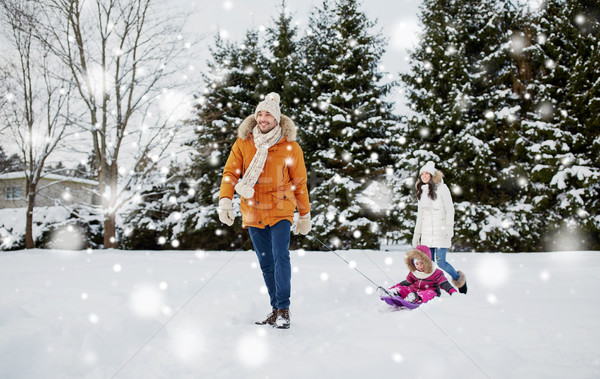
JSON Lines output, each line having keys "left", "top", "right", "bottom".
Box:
{"left": 413, "top": 262, "right": 438, "bottom": 279}
{"left": 234, "top": 124, "right": 282, "bottom": 199}
{"left": 419, "top": 185, "right": 432, "bottom": 208}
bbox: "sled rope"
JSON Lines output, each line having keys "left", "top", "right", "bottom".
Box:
{"left": 360, "top": 249, "right": 395, "bottom": 283}
{"left": 309, "top": 232, "right": 384, "bottom": 288}
{"left": 308, "top": 232, "right": 490, "bottom": 378}
{"left": 111, "top": 235, "right": 251, "bottom": 378}
{"left": 417, "top": 309, "right": 492, "bottom": 378}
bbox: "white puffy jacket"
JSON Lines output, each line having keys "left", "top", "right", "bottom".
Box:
{"left": 412, "top": 174, "right": 454, "bottom": 248}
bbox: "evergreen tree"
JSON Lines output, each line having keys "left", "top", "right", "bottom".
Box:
{"left": 72, "top": 162, "right": 94, "bottom": 180}
{"left": 175, "top": 30, "right": 270, "bottom": 249}
{"left": 294, "top": 0, "right": 338, "bottom": 150}
{"left": 124, "top": 14, "right": 305, "bottom": 250}
{"left": 264, "top": 0, "right": 308, "bottom": 122}
{"left": 565, "top": 0, "right": 600, "bottom": 250}
{"left": 400, "top": 0, "right": 523, "bottom": 251}
{"left": 121, "top": 164, "right": 202, "bottom": 250}
{"left": 122, "top": 1, "right": 402, "bottom": 250}
{"left": 298, "top": 0, "right": 401, "bottom": 249}
{"left": 0, "top": 146, "right": 23, "bottom": 173}
{"left": 146, "top": 31, "right": 266, "bottom": 249}
{"left": 121, "top": 173, "right": 171, "bottom": 250}
{"left": 516, "top": 0, "right": 600, "bottom": 250}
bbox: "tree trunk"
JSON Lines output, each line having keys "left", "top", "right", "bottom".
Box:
{"left": 25, "top": 182, "right": 36, "bottom": 249}
{"left": 103, "top": 214, "right": 116, "bottom": 248}
{"left": 101, "top": 161, "right": 119, "bottom": 249}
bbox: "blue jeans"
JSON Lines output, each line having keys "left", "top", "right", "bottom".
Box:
{"left": 430, "top": 247, "right": 459, "bottom": 281}
{"left": 248, "top": 220, "right": 291, "bottom": 309}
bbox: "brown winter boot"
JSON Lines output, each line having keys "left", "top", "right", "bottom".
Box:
{"left": 274, "top": 308, "right": 290, "bottom": 329}
{"left": 255, "top": 308, "right": 278, "bottom": 326}
{"left": 452, "top": 271, "right": 468, "bottom": 294}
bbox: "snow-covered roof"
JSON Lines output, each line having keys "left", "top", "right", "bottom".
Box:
{"left": 0, "top": 171, "right": 98, "bottom": 186}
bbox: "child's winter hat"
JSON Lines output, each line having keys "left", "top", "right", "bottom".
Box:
{"left": 415, "top": 245, "right": 432, "bottom": 260}
{"left": 419, "top": 161, "right": 437, "bottom": 176}
{"left": 255, "top": 92, "right": 281, "bottom": 124}
{"left": 405, "top": 245, "right": 434, "bottom": 274}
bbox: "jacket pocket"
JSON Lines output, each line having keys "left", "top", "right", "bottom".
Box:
{"left": 271, "top": 189, "right": 297, "bottom": 211}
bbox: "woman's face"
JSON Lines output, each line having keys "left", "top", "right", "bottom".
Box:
{"left": 420, "top": 172, "right": 431, "bottom": 184}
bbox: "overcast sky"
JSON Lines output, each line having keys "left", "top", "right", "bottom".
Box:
{"left": 2, "top": 0, "right": 543, "bottom": 161}
{"left": 175, "top": 0, "right": 425, "bottom": 117}
{"left": 185, "top": 0, "right": 423, "bottom": 77}
{"left": 183, "top": 0, "right": 543, "bottom": 77}
{"left": 0, "top": 0, "right": 423, "bottom": 162}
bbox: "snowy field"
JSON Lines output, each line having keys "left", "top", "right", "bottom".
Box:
{"left": 1, "top": 248, "right": 599, "bottom": 379}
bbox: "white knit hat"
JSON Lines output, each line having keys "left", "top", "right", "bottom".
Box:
{"left": 255, "top": 92, "right": 281, "bottom": 124}
{"left": 419, "top": 161, "right": 437, "bottom": 175}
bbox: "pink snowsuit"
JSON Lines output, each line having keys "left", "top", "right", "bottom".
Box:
{"left": 389, "top": 245, "right": 457, "bottom": 303}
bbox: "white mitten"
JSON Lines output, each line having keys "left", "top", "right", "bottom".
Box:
{"left": 412, "top": 235, "right": 420, "bottom": 247}
{"left": 218, "top": 198, "right": 235, "bottom": 226}
{"left": 293, "top": 212, "right": 311, "bottom": 235}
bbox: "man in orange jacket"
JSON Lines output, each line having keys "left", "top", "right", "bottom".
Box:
{"left": 218, "top": 92, "right": 311, "bottom": 329}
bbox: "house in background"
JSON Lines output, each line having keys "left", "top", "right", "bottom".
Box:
{"left": 0, "top": 172, "right": 99, "bottom": 209}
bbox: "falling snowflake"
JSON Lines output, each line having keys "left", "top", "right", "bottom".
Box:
{"left": 539, "top": 271, "right": 550, "bottom": 281}
{"left": 50, "top": 225, "right": 85, "bottom": 250}
{"left": 476, "top": 255, "right": 509, "bottom": 289}
{"left": 168, "top": 325, "right": 205, "bottom": 362}
{"left": 88, "top": 313, "right": 99, "bottom": 324}
{"left": 237, "top": 333, "right": 268, "bottom": 367}
{"left": 391, "top": 352, "right": 404, "bottom": 363}
{"left": 486, "top": 294, "right": 498, "bottom": 305}
{"left": 130, "top": 284, "right": 165, "bottom": 317}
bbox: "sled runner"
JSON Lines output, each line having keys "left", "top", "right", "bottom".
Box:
{"left": 380, "top": 295, "right": 420, "bottom": 309}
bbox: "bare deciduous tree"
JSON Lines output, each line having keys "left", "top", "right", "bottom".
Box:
{"left": 36, "top": 0, "right": 194, "bottom": 248}
{"left": 0, "top": 0, "right": 73, "bottom": 248}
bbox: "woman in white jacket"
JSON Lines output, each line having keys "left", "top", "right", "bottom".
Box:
{"left": 412, "top": 161, "right": 467, "bottom": 294}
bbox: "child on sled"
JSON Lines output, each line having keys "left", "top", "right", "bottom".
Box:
{"left": 388, "top": 245, "right": 457, "bottom": 304}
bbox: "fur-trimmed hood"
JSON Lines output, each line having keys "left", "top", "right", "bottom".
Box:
{"left": 431, "top": 170, "right": 444, "bottom": 184}
{"left": 405, "top": 246, "right": 434, "bottom": 275}
{"left": 237, "top": 114, "right": 297, "bottom": 142}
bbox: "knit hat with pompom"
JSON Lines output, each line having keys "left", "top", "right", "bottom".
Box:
{"left": 419, "top": 161, "right": 437, "bottom": 176}
{"left": 255, "top": 92, "right": 281, "bottom": 124}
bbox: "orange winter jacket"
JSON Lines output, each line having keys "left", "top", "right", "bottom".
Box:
{"left": 219, "top": 114, "right": 310, "bottom": 228}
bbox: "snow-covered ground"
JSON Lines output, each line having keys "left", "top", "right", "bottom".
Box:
{"left": 1, "top": 248, "right": 599, "bottom": 379}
